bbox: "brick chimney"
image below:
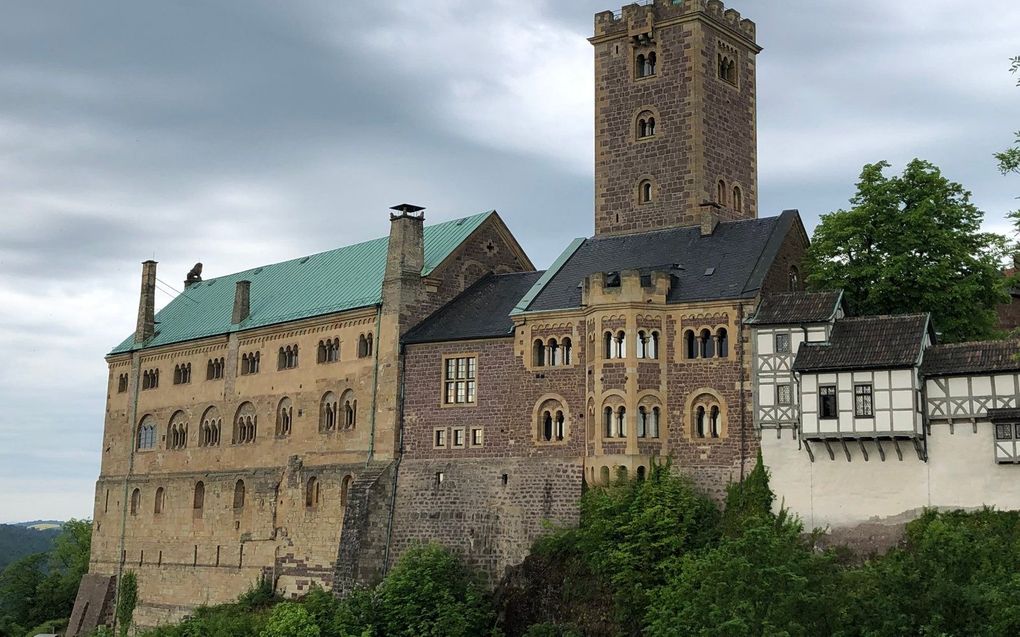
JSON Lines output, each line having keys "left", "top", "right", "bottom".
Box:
{"left": 134, "top": 260, "right": 157, "bottom": 343}
{"left": 700, "top": 207, "right": 720, "bottom": 236}
{"left": 232, "top": 280, "right": 251, "bottom": 324}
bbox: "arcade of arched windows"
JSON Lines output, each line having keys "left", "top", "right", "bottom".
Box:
{"left": 233, "top": 402, "right": 257, "bottom": 444}
{"left": 687, "top": 391, "right": 728, "bottom": 440}
{"left": 600, "top": 395, "right": 664, "bottom": 441}
{"left": 600, "top": 329, "right": 661, "bottom": 360}
{"left": 167, "top": 411, "right": 188, "bottom": 450}
{"left": 534, "top": 395, "right": 570, "bottom": 444}
{"left": 681, "top": 325, "right": 731, "bottom": 360}
{"left": 532, "top": 336, "right": 574, "bottom": 367}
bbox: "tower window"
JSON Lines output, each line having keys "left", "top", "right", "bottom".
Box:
{"left": 789, "top": 266, "right": 800, "bottom": 291}
{"left": 717, "top": 180, "right": 727, "bottom": 206}
{"left": 718, "top": 53, "right": 737, "bottom": 86}
{"left": 636, "top": 50, "right": 657, "bottom": 78}
{"left": 732, "top": 186, "right": 743, "bottom": 212}
{"left": 639, "top": 180, "right": 653, "bottom": 204}
{"left": 637, "top": 111, "right": 656, "bottom": 139}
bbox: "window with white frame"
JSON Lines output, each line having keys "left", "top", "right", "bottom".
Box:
{"left": 819, "top": 385, "right": 838, "bottom": 419}
{"left": 854, "top": 384, "right": 874, "bottom": 418}
{"left": 444, "top": 356, "right": 476, "bottom": 405}
{"left": 775, "top": 333, "right": 791, "bottom": 354}
{"left": 777, "top": 384, "right": 793, "bottom": 406}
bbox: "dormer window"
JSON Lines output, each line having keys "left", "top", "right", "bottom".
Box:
{"left": 636, "top": 50, "right": 656, "bottom": 78}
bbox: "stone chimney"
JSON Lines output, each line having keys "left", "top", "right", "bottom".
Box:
{"left": 134, "top": 260, "right": 157, "bottom": 343}
{"left": 232, "top": 280, "right": 251, "bottom": 324}
{"left": 382, "top": 204, "right": 426, "bottom": 321}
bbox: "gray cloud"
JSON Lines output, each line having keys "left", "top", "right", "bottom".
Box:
{"left": 0, "top": 0, "right": 1018, "bottom": 521}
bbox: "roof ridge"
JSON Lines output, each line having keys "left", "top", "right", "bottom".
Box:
{"left": 196, "top": 210, "right": 494, "bottom": 286}
{"left": 932, "top": 339, "right": 1019, "bottom": 349}
{"left": 840, "top": 313, "right": 928, "bottom": 322}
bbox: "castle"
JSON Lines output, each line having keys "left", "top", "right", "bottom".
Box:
{"left": 68, "top": 1, "right": 1020, "bottom": 634}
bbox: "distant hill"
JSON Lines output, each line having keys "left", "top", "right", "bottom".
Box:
{"left": 0, "top": 523, "right": 63, "bottom": 571}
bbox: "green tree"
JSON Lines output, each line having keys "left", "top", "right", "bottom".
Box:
{"left": 720, "top": 452, "right": 774, "bottom": 538}
{"left": 0, "top": 554, "right": 47, "bottom": 632}
{"left": 805, "top": 159, "right": 1009, "bottom": 341}
{"left": 996, "top": 56, "right": 1020, "bottom": 179}
{"left": 374, "top": 543, "right": 495, "bottom": 637}
{"left": 116, "top": 571, "right": 137, "bottom": 637}
{"left": 259, "top": 603, "right": 320, "bottom": 637}
{"left": 645, "top": 514, "right": 840, "bottom": 637}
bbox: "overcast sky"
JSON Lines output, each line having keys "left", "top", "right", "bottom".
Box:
{"left": 0, "top": 0, "right": 1017, "bottom": 523}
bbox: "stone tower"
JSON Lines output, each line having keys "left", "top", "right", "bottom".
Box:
{"left": 591, "top": 0, "right": 761, "bottom": 236}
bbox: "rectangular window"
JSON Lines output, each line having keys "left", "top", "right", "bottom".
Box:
{"left": 996, "top": 424, "right": 1014, "bottom": 441}
{"left": 471, "top": 428, "right": 484, "bottom": 447}
{"left": 776, "top": 384, "right": 792, "bottom": 406}
{"left": 819, "top": 385, "right": 838, "bottom": 419}
{"left": 434, "top": 429, "right": 447, "bottom": 448}
{"left": 775, "top": 333, "right": 791, "bottom": 354}
{"left": 854, "top": 384, "right": 874, "bottom": 417}
{"left": 443, "top": 356, "right": 477, "bottom": 405}
{"left": 452, "top": 428, "right": 465, "bottom": 448}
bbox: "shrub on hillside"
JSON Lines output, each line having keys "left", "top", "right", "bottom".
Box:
{"left": 258, "top": 603, "right": 319, "bottom": 637}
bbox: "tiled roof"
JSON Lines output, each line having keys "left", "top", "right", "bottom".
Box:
{"left": 921, "top": 340, "right": 1020, "bottom": 377}
{"left": 110, "top": 211, "right": 497, "bottom": 354}
{"left": 519, "top": 211, "right": 801, "bottom": 313}
{"left": 404, "top": 271, "right": 545, "bottom": 344}
{"left": 747, "top": 291, "right": 843, "bottom": 325}
{"left": 793, "top": 314, "right": 931, "bottom": 372}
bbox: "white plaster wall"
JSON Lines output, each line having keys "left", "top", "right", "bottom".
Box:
{"left": 762, "top": 425, "right": 1020, "bottom": 530}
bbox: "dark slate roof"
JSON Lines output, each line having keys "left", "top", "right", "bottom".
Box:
{"left": 793, "top": 314, "right": 931, "bottom": 372}
{"left": 520, "top": 211, "right": 800, "bottom": 313}
{"left": 747, "top": 291, "right": 843, "bottom": 325}
{"left": 921, "top": 340, "right": 1020, "bottom": 377}
{"left": 403, "top": 271, "right": 545, "bottom": 344}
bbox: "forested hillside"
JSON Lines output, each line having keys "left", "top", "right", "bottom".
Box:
{"left": 0, "top": 525, "right": 60, "bottom": 571}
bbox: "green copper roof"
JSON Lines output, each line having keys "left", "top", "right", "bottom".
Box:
{"left": 110, "top": 211, "right": 495, "bottom": 355}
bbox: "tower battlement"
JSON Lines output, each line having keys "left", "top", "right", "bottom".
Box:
{"left": 593, "top": 0, "right": 756, "bottom": 44}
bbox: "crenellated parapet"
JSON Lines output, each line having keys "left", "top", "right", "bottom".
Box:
{"left": 594, "top": 0, "right": 756, "bottom": 43}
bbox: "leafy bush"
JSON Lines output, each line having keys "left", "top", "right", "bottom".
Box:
{"left": 238, "top": 577, "right": 277, "bottom": 610}
{"left": 115, "top": 571, "right": 137, "bottom": 637}
{"left": 259, "top": 603, "right": 319, "bottom": 637}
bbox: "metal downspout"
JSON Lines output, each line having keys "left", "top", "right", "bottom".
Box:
{"left": 366, "top": 304, "right": 383, "bottom": 467}
{"left": 738, "top": 303, "right": 747, "bottom": 480}
{"left": 112, "top": 351, "right": 142, "bottom": 633}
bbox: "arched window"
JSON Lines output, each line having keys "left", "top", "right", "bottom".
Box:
{"left": 320, "top": 392, "right": 338, "bottom": 432}
{"left": 547, "top": 338, "right": 559, "bottom": 366}
{"left": 168, "top": 411, "right": 188, "bottom": 450}
{"left": 358, "top": 335, "right": 369, "bottom": 359}
{"left": 366, "top": 334, "right": 373, "bottom": 357}
{"left": 341, "top": 475, "right": 352, "bottom": 507}
{"left": 233, "top": 480, "right": 245, "bottom": 510}
{"left": 699, "top": 329, "right": 714, "bottom": 359}
{"left": 305, "top": 477, "right": 319, "bottom": 509}
{"left": 639, "top": 180, "right": 653, "bottom": 204}
{"left": 533, "top": 339, "right": 546, "bottom": 367}
{"left": 130, "top": 488, "right": 140, "bottom": 516}
{"left": 600, "top": 466, "right": 611, "bottom": 484}
{"left": 636, "top": 53, "right": 646, "bottom": 77}
{"left": 684, "top": 330, "right": 697, "bottom": 359}
{"left": 137, "top": 416, "right": 156, "bottom": 450}
{"left": 604, "top": 406, "right": 614, "bottom": 438}
{"left": 789, "top": 266, "right": 800, "bottom": 291}
{"left": 562, "top": 338, "right": 572, "bottom": 365}
{"left": 647, "top": 51, "right": 656, "bottom": 75}
{"left": 710, "top": 406, "right": 721, "bottom": 438}
{"left": 615, "top": 331, "right": 627, "bottom": 358}
{"left": 696, "top": 406, "right": 706, "bottom": 438}
{"left": 543, "top": 411, "right": 553, "bottom": 442}
{"left": 637, "top": 111, "right": 656, "bottom": 139}
{"left": 717, "top": 328, "right": 729, "bottom": 358}
{"left": 638, "top": 406, "right": 648, "bottom": 438}
{"left": 276, "top": 397, "right": 293, "bottom": 437}
{"left": 718, "top": 54, "right": 736, "bottom": 85}
{"left": 604, "top": 332, "right": 613, "bottom": 359}
{"left": 342, "top": 390, "right": 357, "bottom": 429}
{"left": 193, "top": 482, "right": 205, "bottom": 511}
{"left": 233, "top": 402, "right": 257, "bottom": 444}
{"left": 649, "top": 331, "right": 659, "bottom": 359}
{"left": 173, "top": 364, "right": 182, "bottom": 385}
{"left": 637, "top": 466, "right": 647, "bottom": 480}
{"left": 732, "top": 186, "right": 743, "bottom": 212}
{"left": 717, "top": 179, "right": 727, "bottom": 205}
{"left": 555, "top": 411, "right": 565, "bottom": 441}
{"left": 200, "top": 407, "right": 221, "bottom": 447}
{"left": 637, "top": 331, "right": 648, "bottom": 359}
{"left": 154, "top": 487, "right": 165, "bottom": 515}
{"left": 617, "top": 407, "right": 627, "bottom": 438}
{"left": 650, "top": 407, "right": 661, "bottom": 438}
